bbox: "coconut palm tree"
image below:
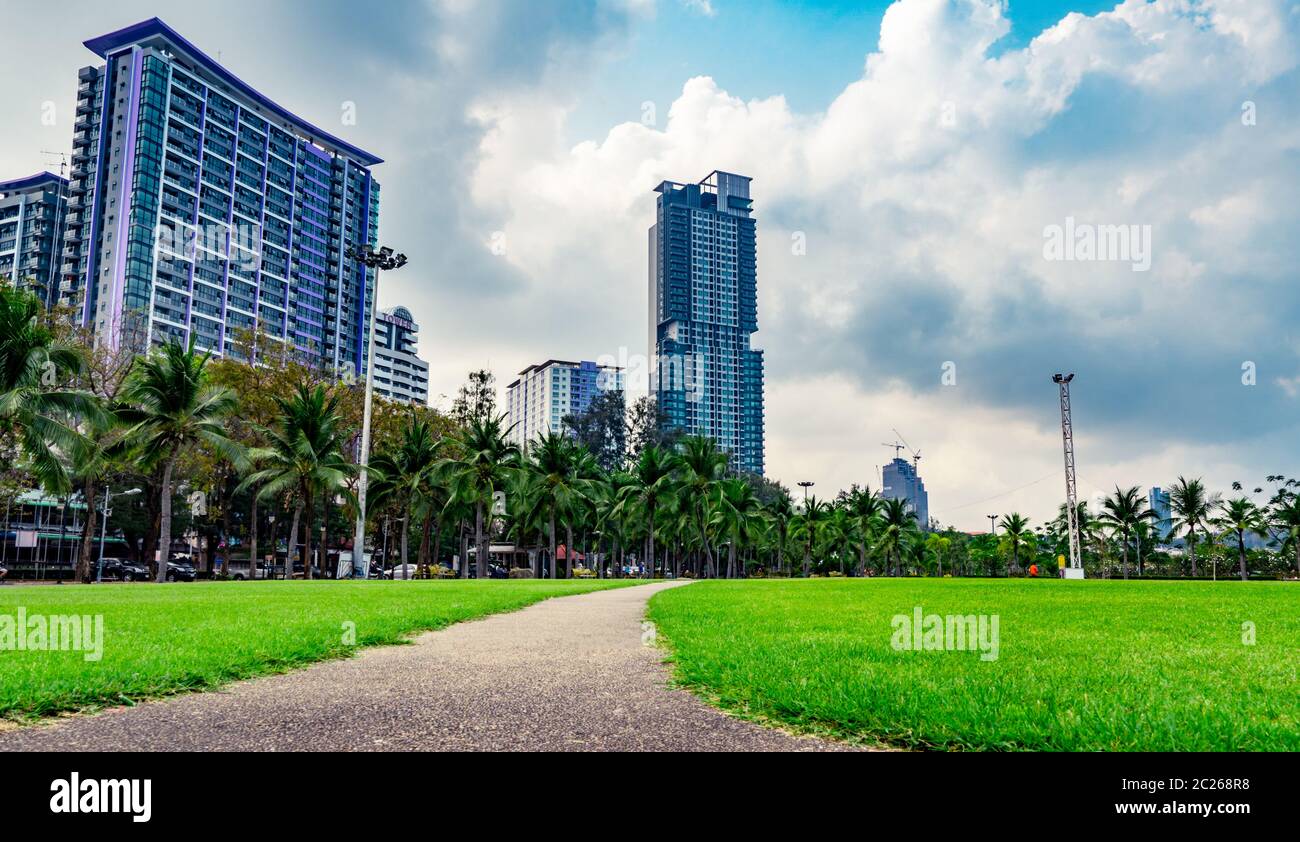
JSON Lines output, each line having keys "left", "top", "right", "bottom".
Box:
{"left": 369, "top": 414, "right": 441, "bottom": 578}
{"left": 675, "top": 437, "right": 727, "bottom": 578}
{"left": 712, "top": 477, "right": 762, "bottom": 578}
{"left": 527, "top": 432, "right": 583, "bottom": 579}
{"left": 1098, "top": 485, "right": 1156, "bottom": 579}
{"left": 239, "top": 382, "right": 353, "bottom": 581}
{"left": 1168, "top": 476, "right": 1217, "bottom": 578}
{"left": 1270, "top": 492, "right": 1300, "bottom": 579}
{"left": 1211, "top": 497, "right": 1267, "bottom": 582}
{"left": 766, "top": 492, "right": 794, "bottom": 576}
{"left": 791, "top": 496, "right": 831, "bottom": 577}
{"left": 0, "top": 283, "right": 102, "bottom": 495}
{"left": 844, "top": 486, "right": 883, "bottom": 576}
{"left": 876, "top": 498, "right": 919, "bottom": 576}
{"left": 441, "top": 414, "right": 519, "bottom": 580}
{"left": 119, "top": 340, "right": 241, "bottom": 582}
{"left": 620, "top": 445, "right": 675, "bottom": 579}
{"left": 998, "top": 513, "right": 1034, "bottom": 576}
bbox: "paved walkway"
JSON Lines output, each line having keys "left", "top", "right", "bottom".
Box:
{"left": 0, "top": 582, "right": 853, "bottom": 751}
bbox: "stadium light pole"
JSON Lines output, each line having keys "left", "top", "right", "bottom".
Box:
{"left": 988, "top": 514, "right": 998, "bottom": 536}
{"left": 798, "top": 481, "right": 815, "bottom": 504}
{"left": 347, "top": 244, "right": 408, "bottom": 580}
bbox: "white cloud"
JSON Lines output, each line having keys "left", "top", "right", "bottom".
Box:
{"left": 461, "top": 0, "right": 1300, "bottom": 528}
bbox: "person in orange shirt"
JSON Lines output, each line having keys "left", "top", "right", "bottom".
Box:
{"left": 1028, "top": 563, "right": 1039, "bottom": 578}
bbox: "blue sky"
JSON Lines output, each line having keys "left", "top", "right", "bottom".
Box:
{"left": 2, "top": 1, "right": 1297, "bottom": 529}
{"left": 569, "top": 0, "right": 1117, "bottom": 143}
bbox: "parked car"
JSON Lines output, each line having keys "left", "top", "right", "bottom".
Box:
{"left": 165, "top": 559, "right": 197, "bottom": 582}
{"left": 98, "top": 558, "right": 149, "bottom": 582}
{"left": 386, "top": 563, "right": 419, "bottom": 580}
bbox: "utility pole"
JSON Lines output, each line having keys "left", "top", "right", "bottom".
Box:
{"left": 1053, "top": 373, "right": 1084, "bottom": 578}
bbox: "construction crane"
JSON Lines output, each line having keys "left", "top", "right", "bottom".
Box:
{"left": 892, "top": 428, "right": 922, "bottom": 472}
{"left": 881, "top": 441, "right": 906, "bottom": 461}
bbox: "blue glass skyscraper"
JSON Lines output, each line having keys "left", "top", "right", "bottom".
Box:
{"left": 60, "top": 18, "right": 381, "bottom": 376}
{"left": 649, "top": 171, "right": 765, "bottom": 475}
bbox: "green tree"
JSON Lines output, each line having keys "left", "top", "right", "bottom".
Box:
{"left": 1168, "top": 476, "right": 1216, "bottom": 578}
{"left": 1211, "top": 497, "right": 1268, "bottom": 582}
{"left": 239, "top": 383, "right": 353, "bottom": 580}
{"left": 1098, "top": 486, "right": 1156, "bottom": 579}
{"left": 441, "top": 414, "right": 519, "bottom": 580}
{"left": 119, "top": 340, "right": 241, "bottom": 582}
{"left": 998, "top": 513, "right": 1034, "bottom": 576}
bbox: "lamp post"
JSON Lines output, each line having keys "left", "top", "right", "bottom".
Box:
{"left": 97, "top": 487, "right": 142, "bottom": 583}
{"left": 988, "top": 514, "right": 998, "bottom": 536}
{"left": 346, "top": 244, "right": 408, "bottom": 581}
{"left": 797, "top": 481, "right": 815, "bottom": 504}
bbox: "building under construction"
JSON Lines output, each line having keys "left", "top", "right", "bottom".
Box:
{"left": 882, "top": 458, "right": 930, "bottom": 530}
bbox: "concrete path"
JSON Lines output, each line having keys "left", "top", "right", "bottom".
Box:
{"left": 0, "top": 581, "right": 853, "bottom": 751}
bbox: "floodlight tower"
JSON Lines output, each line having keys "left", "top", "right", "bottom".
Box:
{"left": 1053, "top": 373, "right": 1084, "bottom": 579}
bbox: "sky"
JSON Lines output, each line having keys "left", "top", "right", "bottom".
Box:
{"left": 2, "top": 0, "right": 1298, "bottom": 531}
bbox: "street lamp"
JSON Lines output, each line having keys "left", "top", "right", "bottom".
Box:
{"left": 346, "top": 243, "right": 409, "bottom": 581}
{"left": 97, "top": 487, "right": 142, "bottom": 583}
{"left": 798, "top": 481, "right": 815, "bottom": 503}
{"left": 988, "top": 514, "right": 998, "bottom": 536}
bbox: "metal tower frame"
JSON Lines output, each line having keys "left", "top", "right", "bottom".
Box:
{"left": 1054, "top": 373, "right": 1083, "bottom": 576}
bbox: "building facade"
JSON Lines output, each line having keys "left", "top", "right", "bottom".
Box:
{"left": 372, "top": 306, "right": 429, "bottom": 405}
{"left": 882, "top": 458, "right": 930, "bottom": 530}
{"left": 60, "top": 18, "right": 382, "bottom": 377}
{"left": 506, "top": 360, "right": 625, "bottom": 449}
{"left": 1148, "top": 487, "right": 1173, "bottom": 541}
{"left": 649, "top": 171, "right": 764, "bottom": 475}
{"left": 1, "top": 172, "right": 68, "bottom": 305}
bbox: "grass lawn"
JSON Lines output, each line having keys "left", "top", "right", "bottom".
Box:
{"left": 647, "top": 579, "right": 1299, "bottom": 751}
{"left": 0, "top": 579, "right": 637, "bottom": 722}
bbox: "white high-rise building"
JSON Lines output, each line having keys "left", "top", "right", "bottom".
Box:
{"left": 506, "top": 359, "right": 624, "bottom": 449}
{"left": 372, "top": 307, "right": 429, "bottom": 405}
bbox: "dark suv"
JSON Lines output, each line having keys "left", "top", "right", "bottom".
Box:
{"left": 98, "top": 558, "right": 149, "bottom": 582}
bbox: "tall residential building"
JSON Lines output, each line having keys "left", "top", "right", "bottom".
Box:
{"left": 649, "top": 171, "right": 764, "bottom": 475}
{"left": 372, "top": 306, "right": 429, "bottom": 406}
{"left": 1148, "top": 487, "right": 1173, "bottom": 541}
{"left": 1, "top": 172, "right": 68, "bottom": 305}
{"left": 506, "top": 360, "right": 625, "bottom": 449}
{"left": 60, "top": 18, "right": 382, "bottom": 376}
{"left": 882, "top": 458, "right": 929, "bottom": 530}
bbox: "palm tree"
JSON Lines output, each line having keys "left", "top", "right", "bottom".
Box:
{"left": 1098, "top": 486, "right": 1156, "bottom": 579}
{"left": 369, "top": 414, "right": 441, "bottom": 579}
{"left": 1168, "top": 476, "right": 1216, "bottom": 578}
{"left": 766, "top": 492, "right": 794, "bottom": 576}
{"left": 844, "top": 486, "right": 883, "bottom": 576}
{"left": 876, "top": 498, "right": 919, "bottom": 576}
{"left": 1271, "top": 492, "right": 1300, "bottom": 579}
{"left": 527, "top": 432, "right": 582, "bottom": 579}
{"left": 676, "top": 437, "right": 727, "bottom": 578}
{"left": 712, "top": 477, "right": 762, "bottom": 578}
{"left": 239, "top": 383, "right": 353, "bottom": 581}
{"left": 998, "top": 513, "right": 1034, "bottom": 576}
{"left": 1211, "top": 498, "right": 1267, "bottom": 582}
{"left": 0, "top": 283, "right": 102, "bottom": 495}
{"left": 791, "top": 496, "right": 830, "bottom": 577}
{"left": 441, "top": 414, "right": 519, "bottom": 580}
{"left": 621, "top": 445, "right": 675, "bottom": 579}
{"left": 119, "top": 340, "right": 241, "bottom": 582}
